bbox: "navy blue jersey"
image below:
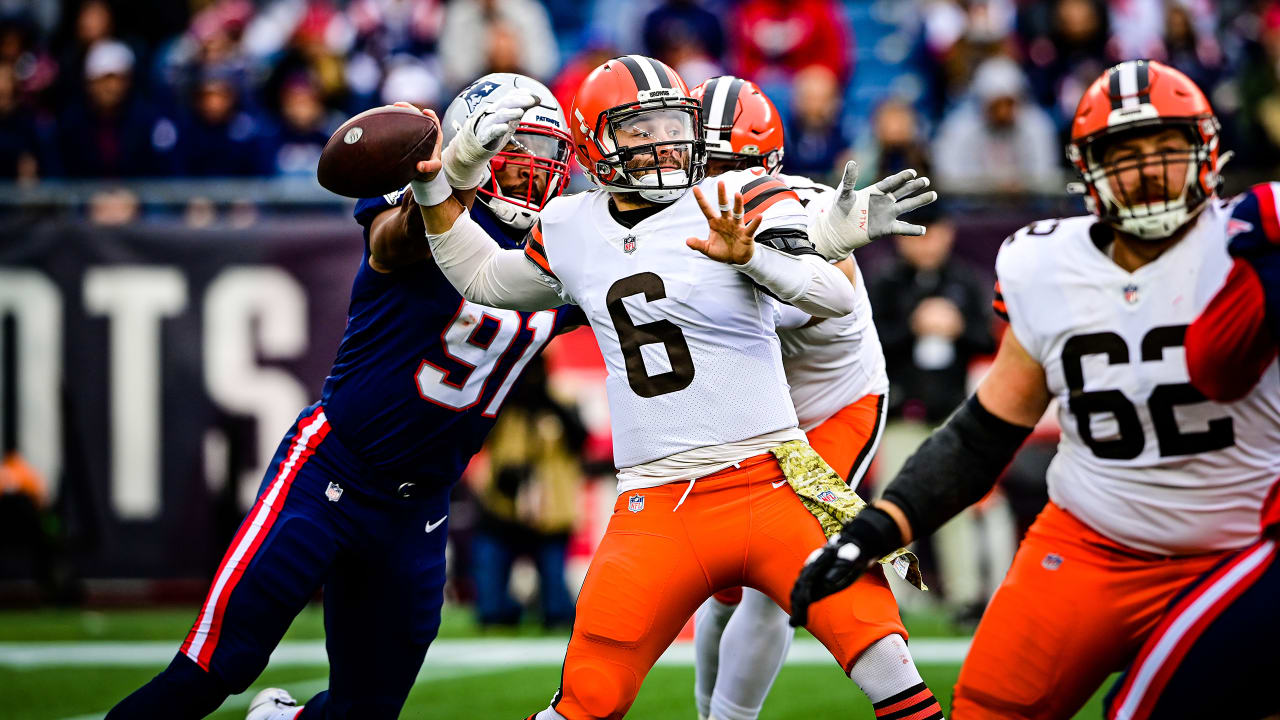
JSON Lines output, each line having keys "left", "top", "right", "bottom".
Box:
{"left": 319, "top": 189, "right": 583, "bottom": 485}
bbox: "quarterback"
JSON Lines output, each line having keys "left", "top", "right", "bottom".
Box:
{"left": 408, "top": 55, "right": 938, "bottom": 719}
{"left": 790, "top": 60, "right": 1280, "bottom": 720}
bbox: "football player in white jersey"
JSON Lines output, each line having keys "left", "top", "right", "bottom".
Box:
{"left": 789, "top": 59, "right": 1280, "bottom": 720}
{"left": 404, "top": 54, "right": 939, "bottom": 720}
{"left": 687, "top": 75, "right": 915, "bottom": 720}
{"left": 1103, "top": 184, "right": 1280, "bottom": 720}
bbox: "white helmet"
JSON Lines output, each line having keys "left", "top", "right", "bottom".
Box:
{"left": 443, "top": 73, "right": 572, "bottom": 231}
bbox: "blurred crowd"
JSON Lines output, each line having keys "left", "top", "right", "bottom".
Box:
{"left": 1, "top": 0, "right": 1277, "bottom": 195}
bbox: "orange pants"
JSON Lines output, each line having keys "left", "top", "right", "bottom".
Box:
{"left": 952, "top": 502, "right": 1232, "bottom": 720}
{"left": 714, "top": 393, "right": 885, "bottom": 606}
{"left": 551, "top": 451, "right": 905, "bottom": 719}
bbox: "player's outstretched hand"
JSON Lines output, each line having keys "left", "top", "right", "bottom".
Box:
{"left": 686, "top": 182, "right": 762, "bottom": 265}
{"left": 809, "top": 160, "right": 939, "bottom": 261}
{"left": 789, "top": 506, "right": 902, "bottom": 627}
{"left": 443, "top": 91, "right": 539, "bottom": 190}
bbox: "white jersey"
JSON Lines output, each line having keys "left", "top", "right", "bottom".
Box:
{"left": 774, "top": 174, "right": 889, "bottom": 430}
{"left": 995, "top": 199, "right": 1280, "bottom": 555}
{"left": 535, "top": 169, "right": 812, "bottom": 472}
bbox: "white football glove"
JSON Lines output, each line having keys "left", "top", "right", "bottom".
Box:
{"left": 809, "top": 161, "right": 938, "bottom": 261}
{"left": 442, "top": 91, "right": 539, "bottom": 190}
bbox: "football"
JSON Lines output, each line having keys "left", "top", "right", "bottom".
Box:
{"left": 317, "top": 105, "right": 440, "bottom": 199}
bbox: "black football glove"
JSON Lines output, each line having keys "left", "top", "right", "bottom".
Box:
{"left": 789, "top": 506, "right": 903, "bottom": 628}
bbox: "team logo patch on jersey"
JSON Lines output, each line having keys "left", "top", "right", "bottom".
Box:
{"left": 622, "top": 234, "right": 637, "bottom": 254}
{"left": 1041, "top": 552, "right": 1064, "bottom": 571}
{"left": 325, "top": 482, "right": 344, "bottom": 503}
{"left": 1123, "top": 283, "right": 1140, "bottom": 305}
{"left": 627, "top": 494, "right": 645, "bottom": 513}
{"left": 1227, "top": 218, "right": 1255, "bottom": 239}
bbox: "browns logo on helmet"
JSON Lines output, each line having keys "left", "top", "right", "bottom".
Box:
{"left": 569, "top": 54, "right": 706, "bottom": 203}
{"left": 691, "top": 75, "right": 785, "bottom": 175}
{"left": 1068, "top": 60, "right": 1223, "bottom": 240}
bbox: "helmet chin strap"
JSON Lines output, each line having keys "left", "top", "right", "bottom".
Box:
{"left": 630, "top": 168, "right": 689, "bottom": 204}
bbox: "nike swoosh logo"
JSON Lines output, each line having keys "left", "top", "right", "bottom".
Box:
{"left": 772, "top": 480, "right": 788, "bottom": 489}
{"left": 425, "top": 515, "right": 447, "bottom": 533}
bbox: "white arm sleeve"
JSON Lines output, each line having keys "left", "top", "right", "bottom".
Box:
{"left": 732, "top": 246, "right": 855, "bottom": 318}
{"left": 425, "top": 209, "right": 566, "bottom": 311}
{"left": 772, "top": 299, "right": 813, "bottom": 330}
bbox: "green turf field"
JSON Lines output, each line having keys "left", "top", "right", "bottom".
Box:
{"left": 0, "top": 606, "right": 1112, "bottom": 719}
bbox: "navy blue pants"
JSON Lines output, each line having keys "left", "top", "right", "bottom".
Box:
{"left": 108, "top": 405, "right": 450, "bottom": 719}
{"left": 1106, "top": 536, "right": 1280, "bottom": 720}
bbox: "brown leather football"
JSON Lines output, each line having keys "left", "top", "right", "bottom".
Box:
{"left": 317, "top": 105, "right": 439, "bottom": 198}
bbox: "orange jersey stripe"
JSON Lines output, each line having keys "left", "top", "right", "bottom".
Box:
{"left": 524, "top": 241, "right": 553, "bottom": 275}
{"left": 743, "top": 189, "right": 800, "bottom": 223}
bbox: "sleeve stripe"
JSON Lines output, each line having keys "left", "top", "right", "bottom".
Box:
{"left": 994, "top": 281, "right": 1003, "bottom": 295}
{"left": 524, "top": 242, "right": 554, "bottom": 275}
{"left": 523, "top": 221, "right": 555, "bottom": 276}
{"left": 992, "top": 299, "right": 1009, "bottom": 321}
{"left": 743, "top": 185, "right": 796, "bottom": 213}
{"left": 741, "top": 175, "right": 776, "bottom": 194}
{"left": 741, "top": 178, "right": 791, "bottom": 206}
{"left": 1252, "top": 183, "right": 1280, "bottom": 243}
{"left": 744, "top": 189, "right": 801, "bottom": 223}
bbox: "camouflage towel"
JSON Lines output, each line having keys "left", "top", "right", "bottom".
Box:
{"left": 771, "top": 440, "right": 927, "bottom": 591}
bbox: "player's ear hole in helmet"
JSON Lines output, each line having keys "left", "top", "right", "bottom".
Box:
{"left": 442, "top": 72, "right": 573, "bottom": 231}
{"left": 691, "top": 75, "right": 785, "bottom": 176}
{"left": 1067, "top": 59, "right": 1223, "bottom": 242}
{"left": 570, "top": 55, "right": 707, "bottom": 204}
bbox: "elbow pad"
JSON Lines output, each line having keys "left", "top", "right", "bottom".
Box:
{"left": 881, "top": 395, "right": 1033, "bottom": 541}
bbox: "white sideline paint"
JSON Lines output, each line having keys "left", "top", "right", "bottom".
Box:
{"left": 56, "top": 664, "right": 509, "bottom": 720}
{"left": 0, "top": 636, "right": 971, "bottom": 670}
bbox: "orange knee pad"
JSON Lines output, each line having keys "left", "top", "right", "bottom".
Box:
{"left": 557, "top": 656, "right": 640, "bottom": 720}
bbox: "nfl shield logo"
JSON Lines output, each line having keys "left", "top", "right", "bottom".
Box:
{"left": 622, "top": 235, "right": 637, "bottom": 254}
{"left": 325, "top": 482, "right": 344, "bottom": 503}
{"left": 817, "top": 490, "right": 838, "bottom": 503}
{"left": 627, "top": 494, "right": 645, "bottom": 513}
{"left": 1041, "top": 552, "right": 1064, "bottom": 571}
{"left": 1123, "top": 284, "right": 1140, "bottom": 305}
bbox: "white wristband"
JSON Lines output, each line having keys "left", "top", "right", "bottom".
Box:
{"left": 410, "top": 175, "right": 453, "bottom": 207}
{"left": 443, "top": 116, "right": 497, "bottom": 190}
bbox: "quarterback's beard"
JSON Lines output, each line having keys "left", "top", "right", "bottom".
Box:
{"left": 633, "top": 168, "right": 689, "bottom": 204}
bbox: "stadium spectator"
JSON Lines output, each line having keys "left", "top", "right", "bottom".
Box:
{"left": 52, "top": 0, "right": 117, "bottom": 105}
{"left": 868, "top": 209, "right": 995, "bottom": 434}
{"left": 0, "top": 16, "right": 57, "bottom": 103}
{"left": 729, "top": 0, "right": 852, "bottom": 91}
{"left": 1020, "top": 0, "right": 1113, "bottom": 127}
{"left": 867, "top": 206, "right": 1001, "bottom": 615}
{"left": 1158, "top": 3, "right": 1224, "bottom": 105}
{"left": 932, "top": 56, "right": 1059, "bottom": 192}
{"left": 0, "top": 63, "right": 39, "bottom": 180}
{"left": 437, "top": 0, "right": 559, "bottom": 90}
{"left": 52, "top": 39, "right": 181, "bottom": 178}
{"left": 269, "top": 72, "right": 336, "bottom": 177}
{"left": 379, "top": 58, "right": 442, "bottom": 111}
{"left": 1238, "top": 1, "right": 1280, "bottom": 171}
{"left": 642, "top": 0, "right": 726, "bottom": 87}
{"left": 782, "top": 65, "right": 850, "bottom": 183}
{"left": 467, "top": 357, "right": 583, "bottom": 629}
{"left": 923, "top": 0, "right": 1019, "bottom": 110}
{"left": 852, "top": 97, "right": 932, "bottom": 187}
{"left": 179, "top": 66, "right": 272, "bottom": 176}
